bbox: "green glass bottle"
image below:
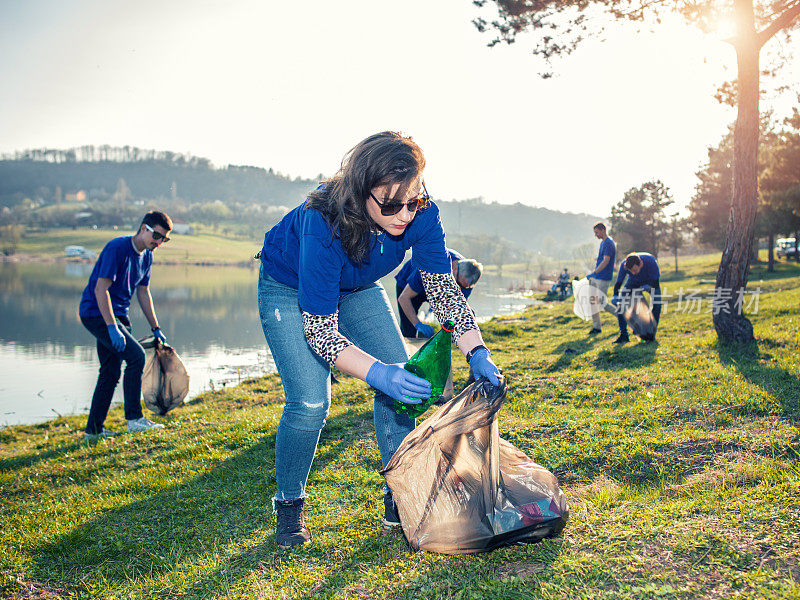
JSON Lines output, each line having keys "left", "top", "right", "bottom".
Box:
{"left": 395, "top": 320, "right": 455, "bottom": 419}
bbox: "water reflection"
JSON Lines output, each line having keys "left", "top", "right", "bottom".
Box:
{"left": 0, "top": 262, "right": 537, "bottom": 426}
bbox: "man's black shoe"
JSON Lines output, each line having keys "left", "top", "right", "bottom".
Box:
{"left": 612, "top": 334, "right": 630, "bottom": 344}
{"left": 382, "top": 491, "right": 401, "bottom": 532}
{"left": 275, "top": 498, "right": 312, "bottom": 548}
{"left": 589, "top": 328, "right": 601, "bottom": 335}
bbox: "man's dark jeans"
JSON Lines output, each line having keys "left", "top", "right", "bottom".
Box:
{"left": 395, "top": 283, "right": 426, "bottom": 338}
{"left": 617, "top": 285, "right": 662, "bottom": 337}
{"left": 80, "top": 314, "right": 145, "bottom": 434}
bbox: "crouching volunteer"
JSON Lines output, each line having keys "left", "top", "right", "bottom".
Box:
{"left": 611, "top": 251, "right": 662, "bottom": 344}
{"left": 257, "top": 131, "right": 501, "bottom": 548}
{"left": 395, "top": 248, "right": 482, "bottom": 339}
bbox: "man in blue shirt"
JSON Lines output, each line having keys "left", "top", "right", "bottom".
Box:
{"left": 394, "top": 249, "right": 482, "bottom": 338}
{"left": 611, "top": 252, "right": 662, "bottom": 344}
{"left": 586, "top": 222, "right": 617, "bottom": 335}
{"left": 78, "top": 211, "right": 173, "bottom": 441}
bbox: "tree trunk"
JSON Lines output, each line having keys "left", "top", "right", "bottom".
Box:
{"left": 768, "top": 232, "right": 774, "bottom": 272}
{"left": 713, "top": 3, "right": 760, "bottom": 344}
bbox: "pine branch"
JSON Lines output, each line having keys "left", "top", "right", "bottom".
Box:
{"left": 757, "top": 0, "right": 800, "bottom": 47}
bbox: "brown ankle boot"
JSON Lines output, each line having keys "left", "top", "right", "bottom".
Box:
{"left": 275, "top": 498, "right": 312, "bottom": 548}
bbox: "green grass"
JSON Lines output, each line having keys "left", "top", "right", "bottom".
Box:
{"left": 1, "top": 255, "right": 799, "bottom": 599}
{"left": 13, "top": 228, "right": 261, "bottom": 266}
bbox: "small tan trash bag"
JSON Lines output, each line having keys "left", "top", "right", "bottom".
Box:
{"left": 140, "top": 337, "right": 190, "bottom": 415}
{"left": 624, "top": 293, "right": 657, "bottom": 341}
{"left": 382, "top": 378, "right": 569, "bottom": 554}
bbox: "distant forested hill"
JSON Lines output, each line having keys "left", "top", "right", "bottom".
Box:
{"left": 437, "top": 199, "right": 599, "bottom": 258}
{"left": 0, "top": 146, "right": 601, "bottom": 259}
{"left": 0, "top": 146, "right": 316, "bottom": 207}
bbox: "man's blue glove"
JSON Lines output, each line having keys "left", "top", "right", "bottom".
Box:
{"left": 107, "top": 323, "right": 126, "bottom": 352}
{"left": 610, "top": 295, "right": 619, "bottom": 306}
{"left": 467, "top": 347, "right": 501, "bottom": 387}
{"left": 414, "top": 322, "right": 435, "bottom": 338}
{"left": 641, "top": 284, "right": 652, "bottom": 293}
{"left": 586, "top": 273, "right": 594, "bottom": 279}
{"left": 366, "top": 361, "right": 431, "bottom": 404}
{"left": 152, "top": 327, "right": 167, "bottom": 344}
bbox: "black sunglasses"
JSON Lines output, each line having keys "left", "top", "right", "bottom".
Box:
{"left": 370, "top": 182, "right": 430, "bottom": 216}
{"left": 144, "top": 224, "right": 171, "bottom": 242}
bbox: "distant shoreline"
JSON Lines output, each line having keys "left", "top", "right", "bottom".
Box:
{"left": 3, "top": 228, "right": 263, "bottom": 267}
{"left": 0, "top": 253, "right": 257, "bottom": 268}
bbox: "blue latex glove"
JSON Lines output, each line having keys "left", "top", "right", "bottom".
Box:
{"left": 468, "top": 348, "right": 501, "bottom": 387}
{"left": 366, "top": 361, "right": 431, "bottom": 404}
{"left": 586, "top": 273, "right": 594, "bottom": 279}
{"left": 610, "top": 295, "right": 620, "bottom": 306}
{"left": 641, "top": 284, "right": 652, "bottom": 293}
{"left": 152, "top": 327, "right": 167, "bottom": 344}
{"left": 107, "top": 323, "right": 126, "bottom": 352}
{"left": 414, "top": 322, "right": 435, "bottom": 338}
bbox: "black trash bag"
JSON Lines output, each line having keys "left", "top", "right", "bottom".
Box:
{"left": 624, "top": 292, "right": 657, "bottom": 341}
{"left": 139, "top": 336, "right": 190, "bottom": 415}
{"left": 381, "top": 377, "right": 569, "bottom": 554}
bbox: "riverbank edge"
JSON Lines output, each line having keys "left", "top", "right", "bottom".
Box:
{"left": 0, "top": 253, "right": 257, "bottom": 269}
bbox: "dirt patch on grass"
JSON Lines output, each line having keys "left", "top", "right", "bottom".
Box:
{"left": 657, "top": 438, "right": 745, "bottom": 461}
{"left": 564, "top": 474, "right": 623, "bottom": 505}
{"left": 4, "top": 578, "right": 81, "bottom": 599}
{"left": 655, "top": 438, "right": 788, "bottom": 487}
{"left": 510, "top": 423, "right": 577, "bottom": 441}
{"left": 760, "top": 554, "right": 800, "bottom": 584}
{"left": 492, "top": 318, "right": 526, "bottom": 325}
{"left": 499, "top": 561, "right": 548, "bottom": 578}
{"left": 568, "top": 529, "right": 799, "bottom": 599}
{"left": 639, "top": 512, "right": 800, "bottom": 589}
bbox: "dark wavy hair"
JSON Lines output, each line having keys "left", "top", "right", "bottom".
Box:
{"left": 306, "top": 131, "right": 425, "bottom": 264}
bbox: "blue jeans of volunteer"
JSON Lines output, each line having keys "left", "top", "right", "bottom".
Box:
{"left": 80, "top": 314, "right": 146, "bottom": 434}
{"left": 258, "top": 268, "right": 414, "bottom": 503}
{"left": 395, "top": 283, "right": 426, "bottom": 338}
{"left": 617, "top": 285, "right": 662, "bottom": 336}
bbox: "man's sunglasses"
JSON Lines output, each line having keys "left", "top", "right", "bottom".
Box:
{"left": 144, "top": 224, "right": 171, "bottom": 242}
{"left": 370, "top": 182, "right": 430, "bottom": 216}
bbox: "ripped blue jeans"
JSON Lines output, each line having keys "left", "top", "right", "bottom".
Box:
{"left": 258, "top": 267, "right": 414, "bottom": 502}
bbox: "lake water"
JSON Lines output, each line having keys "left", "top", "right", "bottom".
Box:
{"left": 0, "top": 261, "right": 539, "bottom": 427}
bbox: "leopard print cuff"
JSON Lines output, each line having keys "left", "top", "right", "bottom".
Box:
{"left": 419, "top": 269, "right": 478, "bottom": 342}
{"left": 302, "top": 310, "right": 353, "bottom": 364}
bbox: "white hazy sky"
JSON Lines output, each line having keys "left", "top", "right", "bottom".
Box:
{"left": 1, "top": 0, "right": 797, "bottom": 217}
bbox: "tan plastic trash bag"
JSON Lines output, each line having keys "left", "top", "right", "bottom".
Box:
{"left": 572, "top": 277, "right": 606, "bottom": 321}
{"left": 382, "top": 378, "right": 569, "bottom": 554}
{"left": 140, "top": 336, "right": 190, "bottom": 415}
{"left": 623, "top": 293, "right": 657, "bottom": 341}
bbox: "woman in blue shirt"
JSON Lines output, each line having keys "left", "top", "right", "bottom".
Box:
{"left": 258, "top": 131, "right": 501, "bottom": 548}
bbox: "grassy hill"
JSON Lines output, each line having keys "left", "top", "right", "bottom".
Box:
{"left": 10, "top": 229, "right": 262, "bottom": 266}
{"left": 1, "top": 254, "right": 798, "bottom": 599}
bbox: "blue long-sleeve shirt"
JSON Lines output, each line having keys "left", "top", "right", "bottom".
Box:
{"left": 260, "top": 199, "right": 451, "bottom": 315}
{"left": 614, "top": 252, "right": 660, "bottom": 291}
